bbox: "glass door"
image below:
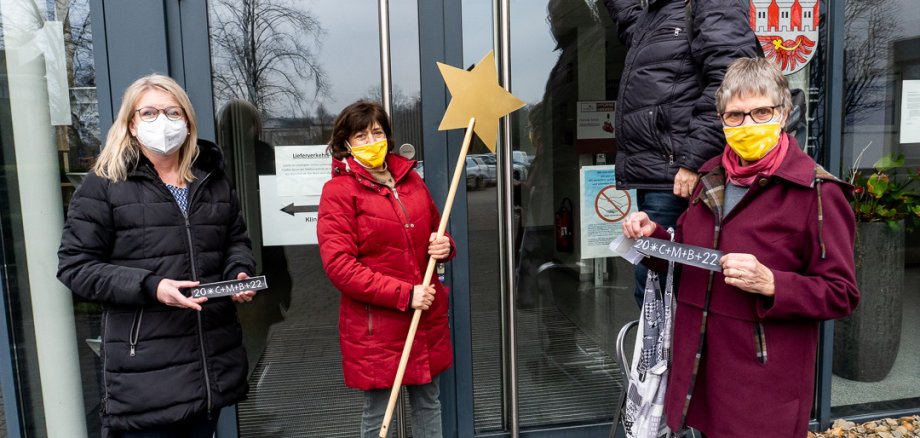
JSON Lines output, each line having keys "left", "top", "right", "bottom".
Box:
{"left": 464, "top": 0, "right": 637, "bottom": 434}
{"left": 508, "top": 0, "right": 632, "bottom": 431}
{"left": 206, "top": 0, "right": 424, "bottom": 435}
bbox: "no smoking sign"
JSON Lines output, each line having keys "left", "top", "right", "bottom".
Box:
{"left": 594, "top": 185, "right": 631, "bottom": 223}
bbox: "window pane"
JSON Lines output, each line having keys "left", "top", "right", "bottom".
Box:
{"left": 832, "top": 0, "right": 920, "bottom": 413}
{"left": 208, "top": 0, "right": 423, "bottom": 435}
{"left": 1, "top": 0, "right": 102, "bottom": 435}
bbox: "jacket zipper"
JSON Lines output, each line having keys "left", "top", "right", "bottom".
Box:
{"left": 653, "top": 105, "right": 676, "bottom": 164}
{"left": 186, "top": 170, "right": 215, "bottom": 419}
{"left": 391, "top": 187, "right": 421, "bottom": 276}
{"left": 391, "top": 187, "right": 412, "bottom": 225}
{"left": 128, "top": 308, "right": 144, "bottom": 357}
{"left": 364, "top": 176, "right": 424, "bottom": 285}
{"left": 645, "top": 25, "right": 687, "bottom": 44}
{"left": 102, "top": 311, "right": 110, "bottom": 414}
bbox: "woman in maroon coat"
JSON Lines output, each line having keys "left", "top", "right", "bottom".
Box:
{"left": 317, "top": 101, "right": 454, "bottom": 437}
{"left": 623, "top": 58, "right": 859, "bottom": 437}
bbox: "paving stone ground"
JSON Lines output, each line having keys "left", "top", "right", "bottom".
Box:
{"left": 812, "top": 416, "right": 920, "bottom": 438}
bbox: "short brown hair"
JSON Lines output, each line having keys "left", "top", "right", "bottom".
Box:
{"left": 327, "top": 100, "right": 394, "bottom": 160}
{"left": 715, "top": 57, "right": 792, "bottom": 114}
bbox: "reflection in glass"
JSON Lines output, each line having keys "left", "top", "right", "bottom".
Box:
{"left": 509, "top": 0, "right": 627, "bottom": 429}
{"left": 54, "top": 0, "right": 104, "bottom": 435}
{"left": 208, "top": 0, "right": 423, "bottom": 435}
{"left": 831, "top": 0, "right": 920, "bottom": 412}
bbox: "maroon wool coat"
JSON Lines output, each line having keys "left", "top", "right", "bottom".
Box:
{"left": 650, "top": 143, "right": 858, "bottom": 437}
{"left": 318, "top": 154, "right": 454, "bottom": 390}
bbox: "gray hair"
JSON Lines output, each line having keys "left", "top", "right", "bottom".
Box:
{"left": 715, "top": 58, "right": 792, "bottom": 115}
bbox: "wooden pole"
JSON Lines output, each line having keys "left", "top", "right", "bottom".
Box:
{"left": 379, "top": 117, "right": 476, "bottom": 437}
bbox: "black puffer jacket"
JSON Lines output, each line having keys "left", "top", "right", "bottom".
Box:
{"left": 605, "top": 0, "right": 762, "bottom": 189}
{"left": 57, "top": 140, "right": 254, "bottom": 431}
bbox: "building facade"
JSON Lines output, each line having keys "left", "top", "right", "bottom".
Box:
{"left": 0, "top": 0, "right": 917, "bottom": 436}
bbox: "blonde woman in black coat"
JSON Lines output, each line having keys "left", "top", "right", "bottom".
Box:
{"left": 58, "top": 74, "right": 256, "bottom": 437}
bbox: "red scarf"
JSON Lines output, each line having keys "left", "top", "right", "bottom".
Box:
{"left": 721, "top": 132, "right": 789, "bottom": 186}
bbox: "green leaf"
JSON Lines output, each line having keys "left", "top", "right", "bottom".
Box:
{"left": 887, "top": 220, "right": 902, "bottom": 231}
{"left": 873, "top": 153, "right": 904, "bottom": 171}
{"left": 867, "top": 173, "right": 889, "bottom": 198}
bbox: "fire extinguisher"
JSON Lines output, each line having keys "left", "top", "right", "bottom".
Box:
{"left": 555, "top": 197, "right": 574, "bottom": 252}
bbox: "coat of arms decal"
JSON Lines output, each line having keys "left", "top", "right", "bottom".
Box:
{"left": 750, "top": 0, "right": 820, "bottom": 75}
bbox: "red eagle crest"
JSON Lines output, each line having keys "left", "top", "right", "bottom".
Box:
{"left": 757, "top": 35, "right": 816, "bottom": 73}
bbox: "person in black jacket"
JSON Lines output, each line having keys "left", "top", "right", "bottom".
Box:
{"left": 605, "top": 0, "right": 762, "bottom": 305}
{"left": 57, "top": 74, "right": 256, "bottom": 437}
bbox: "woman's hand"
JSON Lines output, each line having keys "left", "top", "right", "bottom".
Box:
{"left": 673, "top": 167, "right": 700, "bottom": 199}
{"left": 427, "top": 233, "right": 451, "bottom": 260}
{"left": 156, "top": 279, "right": 207, "bottom": 311}
{"left": 622, "top": 212, "right": 658, "bottom": 239}
{"left": 720, "top": 253, "right": 775, "bottom": 297}
{"left": 411, "top": 284, "right": 436, "bottom": 311}
{"left": 231, "top": 272, "right": 257, "bottom": 303}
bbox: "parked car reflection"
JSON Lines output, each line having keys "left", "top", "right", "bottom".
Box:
{"left": 470, "top": 152, "right": 529, "bottom": 183}
{"left": 466, "top": 156, "right": 486, "bottom": 190}
{"left": 469, "top": 156, "right": 496, "bottom": 186}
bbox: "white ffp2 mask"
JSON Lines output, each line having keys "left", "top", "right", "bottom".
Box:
{"left": 136, "top": 115, "right": 188, "bottom": 155}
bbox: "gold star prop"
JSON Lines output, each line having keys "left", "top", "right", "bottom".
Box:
{"left": 437, "top": 51, "right": 525, "bottom": 152}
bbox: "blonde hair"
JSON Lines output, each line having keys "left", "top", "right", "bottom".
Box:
{"left": 715, "top": 57, "right": 793, "bottom": 115}
{"left": 92, "top": 74, "right": 199, "bottom": 182}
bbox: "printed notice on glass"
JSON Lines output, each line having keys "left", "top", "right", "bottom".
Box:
{"left": 579, "top": 165, "right": 635, "bottom": 259}
{"left": 259, "top": 175, "right": 320, "bottom": 246}
{"left": 900, "top": 80, "right": 920, "bottom": 144}
{"left": 576, "top": 101, "right": 616, "bottom": 140}
{"left": 275, "top": 145, "right": 332, "bottom": 197}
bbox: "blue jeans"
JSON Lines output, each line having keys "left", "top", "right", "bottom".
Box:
{"left": 361, "top": 380, "right": 442, "bottom": 438}
{"left": 633, "top": 190, "right": 687, "bottom": 306}
{"left": 118, "top": 411, "right": 219, "bottom": 438}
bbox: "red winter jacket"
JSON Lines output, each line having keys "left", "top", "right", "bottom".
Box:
{"left": 317, "top": 154, "right": 454, "bottom": 390}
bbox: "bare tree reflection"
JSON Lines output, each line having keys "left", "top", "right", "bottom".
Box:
{"left": 210, "top": 0, "right": 329, "bottom": 117}
{"left": 844, "top": 0, "right": 899, "bottom": 124}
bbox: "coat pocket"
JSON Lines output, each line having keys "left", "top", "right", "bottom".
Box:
{"left": 128, "top": 308, "right": 144, "bottom": 357}
{"left": 753, "top": 322, "right": 768, "bottom": 364}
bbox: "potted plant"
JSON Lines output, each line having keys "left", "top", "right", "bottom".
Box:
{"left": 833, "top": 151, "right": 920, "bottom": 382}
{"left": 848, "top": 153, "right": 920, "bottom": 231}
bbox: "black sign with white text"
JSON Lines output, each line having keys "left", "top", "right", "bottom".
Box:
{"left": 632, "top": 237, "right": 723, "bottom": 272}
{"left": 184, "top": 276, "right": 269, "bottom": 299}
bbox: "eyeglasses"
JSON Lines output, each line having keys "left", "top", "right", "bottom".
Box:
{"left": 719, "top": 106, "right": 778, "bottom": 127}
{"left": 350, "top": 128, "right": 386, "bottom": 144}
{"left": 135, "top": 106, "right": 185, "bottom": 122}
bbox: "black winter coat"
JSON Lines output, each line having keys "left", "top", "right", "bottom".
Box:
{"left": 57, "top": 140, "right": 254, "bottom": 432}
{"left": 605, "top": 0, "right": 762, "bottom": 190}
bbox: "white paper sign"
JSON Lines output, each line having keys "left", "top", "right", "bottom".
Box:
{"left": 576, "top": 101, "right": 616, "bottom": 140}
{"left": 28, "top": 22, "right": 71, "bottom": 125}
{"left": 579, "top": 165, "right": 635, "bottom": 259}
{"left": 900, "top": 80, "right": 920, "bottom": 144}
{"left": 275, "top": 145, "right": 332, "bottom": 197}
{"left": 259, "top": 174, "right": 322, "bottom": 246}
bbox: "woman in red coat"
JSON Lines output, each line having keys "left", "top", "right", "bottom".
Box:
{"left": 317, "top": 101, "right": 454, "bottom": 437}
{"left": 623, "top": 58, "right": 859, "bottom": 437}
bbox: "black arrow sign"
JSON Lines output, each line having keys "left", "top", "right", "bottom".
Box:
{"left": 281, "top": 203, "right": 319, "bottom": 216}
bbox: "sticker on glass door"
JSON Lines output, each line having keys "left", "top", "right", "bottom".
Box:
{"left": 260, "top": 145, "right": 331, "bottom": 245}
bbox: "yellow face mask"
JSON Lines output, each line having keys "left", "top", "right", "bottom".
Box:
{"left": 348, "top": 139, "right": 388, "bottom": 168}
{"left": 723, "top": 122, "right": 782, "bottom": 162}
